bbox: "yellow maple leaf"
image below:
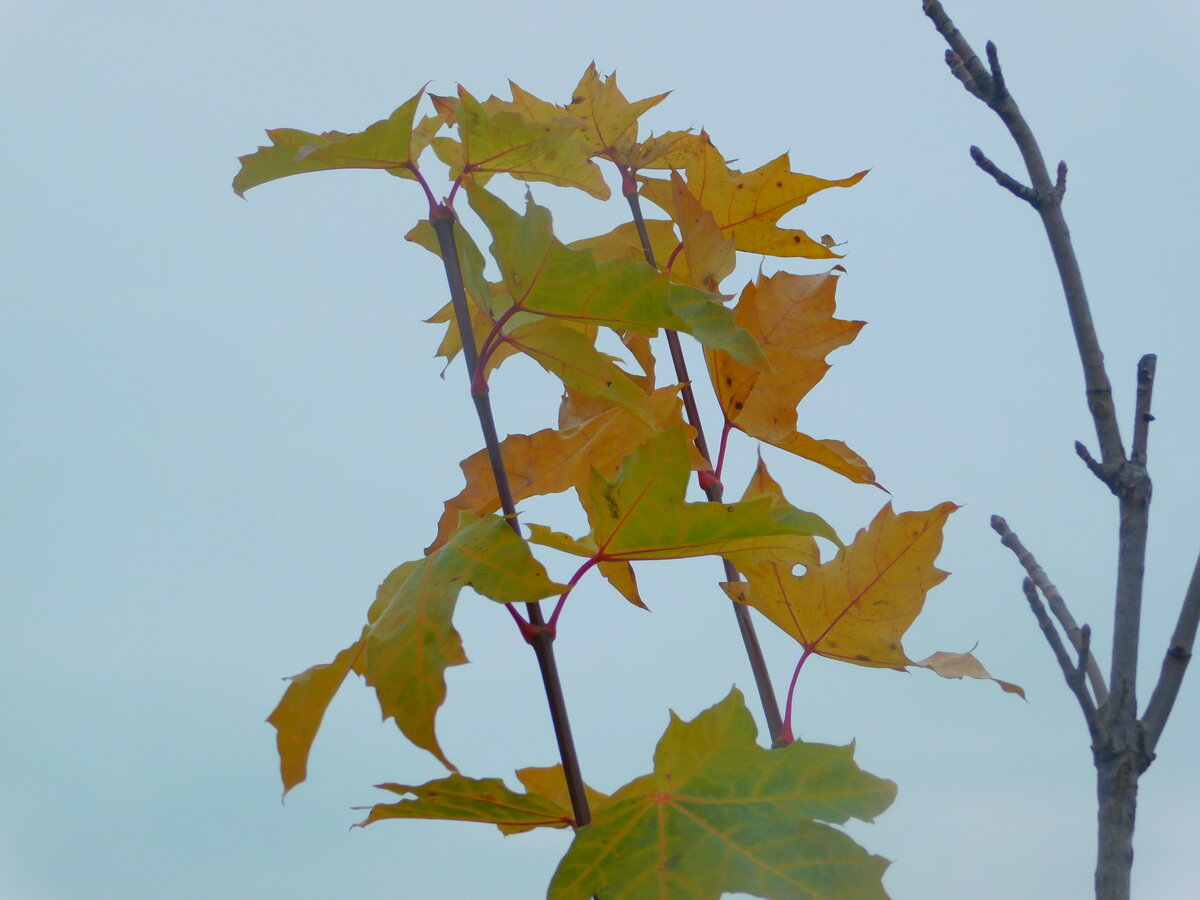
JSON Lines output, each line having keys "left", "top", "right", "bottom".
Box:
{"left": 640, "top": 132, "right": 866, "bottom": 258}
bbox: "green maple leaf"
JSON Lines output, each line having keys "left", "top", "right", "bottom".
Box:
{"left": 549, "top": 689, "right": 895, "bottom": 900}
{"left": 409, "top": 217, "right": 655, "bottom": 422}
{"left": 639, "top": 133, "right": 866, "bottom": 259}
{"left": 527, "top": 426, "right": 838, "bottom": 607}
{"left": 233, "top": 89, "right": 433, "bottom": 196}
{"left": 432, "top": 86, "right": 609, "bottom": 199}
{"left": 266, "top": 514, "right": 566, "bottom": 786}
{"left": 467, "top": 186, "right": 765, "bottom": 368}
{"left": 356, "top": 764, "right": 612, "bottom": 835}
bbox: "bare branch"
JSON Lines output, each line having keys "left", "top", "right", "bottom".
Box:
{"left": 1130, "top": 354, "right": 1157, "bottom": 465}
{"left": 969, "top": 145, "right": 1035, "bottom": 204}
{"left": 922, "top": 0, "right": 1125, "bottom": 467}
{"left": 1022, "top": 578, "right": 1101, "bottom": 742}
{"left": 992, "top": 515, "right": 1109, "bottom": 705}
{"left": 1141, "top": 549, "right": 1200, "bottom": 756}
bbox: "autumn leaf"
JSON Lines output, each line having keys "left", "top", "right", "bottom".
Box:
{"left": 722, "top": 456, "right": 825, "bottom": 576}
{"left": 410, "top": 216, "right": 653, "bottom": 419}
{"left": 639, "top": 133, "right": 866, "bottom": 258}
{"left": 621, "top": 129, "right": 707, "bottom": 171}
{"left": 428, "top": 388, "right": 701, "bottom": 553}
{"left": 432, "top": 86, "right": 609, "bottom": 199}
{"left": 915, "top": 650, "right": 1026, "bottom": 697}
{"left": 724, "top": 501, "right": 1020, "bottom": 693}
{"left": 267, "top": 634, "right": 367, "bottom": 797}
{"left": 362, "top": 514, "right": 568, "bottom": 769}
{"left": 468, "top": 185, "right": 765, "bottom": 367}
{"left": 527, "top": 426, "right": 838, "bottom": 606}
{"left": 549, "top": 689, "right": 895, "bottom": 900}
{"left": 724, "top": 502, "right": 955, "bottom": 670}
{"left": 569, "top": 219, "right": 678, "bottom": 273}
{"left": 233, "top": 89, "right": 430, "bottom": 196}
{"left": 666, "top": 170, "right": 737, "bottom": 291}
{"left": 709, "top": 269, "right": 877, "bottom": 484}
{"left": 564, "top": 62, "right": 669, "bottom": 158}
{"left": 357, "top": 764, "right": 613, "bottom": 836}
{"left": 356, "top": 773, "right": 578, "bottom": 834}
{"left": 266, "top": 514, "right": 566, "bottom": 785}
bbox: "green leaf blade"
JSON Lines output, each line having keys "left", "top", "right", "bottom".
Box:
{"left": 549, "top": 690, "right": 895, "bottom": 900}
{"left": 233, "top": 90, "right": 427, "bottom": 196}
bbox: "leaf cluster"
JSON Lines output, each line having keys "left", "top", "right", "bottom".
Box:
{"left": 235, "top": 64, "right": 1018, "bottom": 898}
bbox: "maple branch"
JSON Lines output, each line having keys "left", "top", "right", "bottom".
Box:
{"left": 1022, "top": 578, "right": 1101, "bottom": 742}
{"left": 992, "top": 516, "right": 1108, "bottom": 705}
{"left": 622, "top": 178, "right": 786, "bottom": 744}
{"left": 431, "top": 207, "right": 592, "bottom": 828}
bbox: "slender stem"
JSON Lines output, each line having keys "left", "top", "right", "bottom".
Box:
{"left": 621, "top": 175, "right": 785, "bottom": 743}
{"left": 778, "top": 649, "right": 814, "bottom": 745}
{"left": 430, "top": 207, "right": 592, "bottom": 828}
{"left": 715, "top": 419, "right": 733, "bottom": 480}
{"left": 549, "top": 558, "right": 600, "bottom": 629}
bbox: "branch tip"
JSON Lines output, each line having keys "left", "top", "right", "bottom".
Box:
{"left": 969, "top": 146, "right": 1036, "bottom": 203}
{"left": 984, "top": 40, "right": 1006, "bottom": 100}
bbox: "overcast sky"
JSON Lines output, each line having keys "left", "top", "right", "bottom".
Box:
{"left": 3, "top": 1, "right": 1198, "bottom": 897}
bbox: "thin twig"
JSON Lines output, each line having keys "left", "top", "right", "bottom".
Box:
{"left": 992, "top": 516, "right": 1108, "bottom": 706}
{"left": 1130, "top": 354, "right": 1157, "bottom": 465}
{"left": 969, "top": 145, "right": 1036, "bottom": 204}
{"left": 1023, "top": 578, "right": 1101, "bottom": 743}
{"left": 1142, "top": 549, "right": 1200, "bottom": 755}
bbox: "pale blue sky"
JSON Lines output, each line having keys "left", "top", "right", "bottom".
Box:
{"left": 3, "top": 1, "right": 1198, "bottom": 897}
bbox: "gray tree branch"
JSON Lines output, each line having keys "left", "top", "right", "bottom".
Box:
{"left": 1022, "top": 578, "right": 1101, "bottom": 743}
{"left": 1141, "top": 550, "right": 1200, "bottom": 754}
{"left": 992, "top": 516, "right": 1108, "bottom": 705}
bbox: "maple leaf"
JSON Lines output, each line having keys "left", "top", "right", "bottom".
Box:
{"left": 267, "top": 633, "right": 367, "bottom": 797}
{"left": 569, "top": 218, "right": 678, "bottom": 271}
{"left": 363, "top": 514, "right": 568, "bottom": 768}
{"left": 709, "top": 269, "right": 877, "bottom": 484}
{"left": 549, "top": 689, "right": 894, "bottom": 900}
{"left": 639, "top": 133, "right": 866, "bottom": 259}
{"left": 267, "top": 514, "right": 566, "bottom": 786}
{"left": 724, "top": 501, "right": 1022, "bottom": 694}
{"left": 432, "top": 86, "right": 609, "bottom": 199}
{"left": 233, "top": 89, "right": 431, "bottom": 196}
{"left": 427, "top": 388, "right": 702, "bottom": 554}
{"left": 527, "top": 426, "right": 838, "bottom": 607}
{"left": 667, "top": 170, "right": 737, "bottom": 291}
{"left": 722, "top": 456, "right": 825, "bottom": 577}
{"left": 564, "top": 62, "right": 669, "bottom": 159}
{"left": 357, "top": 764, "right": 613, "bottom": 835}
{"left": 356, "top": 773, "right": 578, "bottom": 834}
{"left": 410, "top": 217, "right": 655, "bottom": 419}
{"left": 621, "top": 129, "right": 707, "bottom": 171}
{"left": 467, "top": 185, "right": 765, "bottom": 367}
